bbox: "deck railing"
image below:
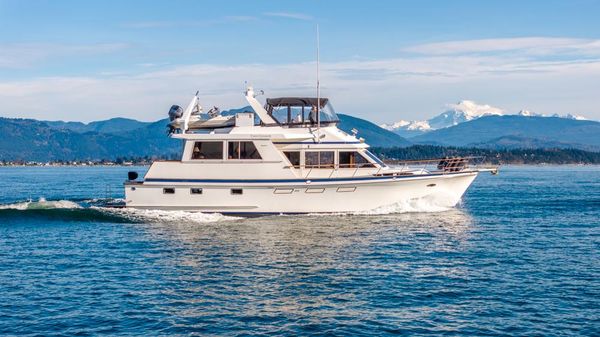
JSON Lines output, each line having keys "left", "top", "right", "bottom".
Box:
{"left": 383, "top": 156, "right": 495, "bottom": 175}
{"left": 283, "top": 156, "right": 497, "bottom": 180}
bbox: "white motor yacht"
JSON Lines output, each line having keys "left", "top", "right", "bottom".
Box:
{"left": 124, "top": 87, "right": 497, "bottom": 214}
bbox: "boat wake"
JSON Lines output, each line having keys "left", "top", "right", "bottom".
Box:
{"left": 300, "top": 195, "right": 458, "bottom": 217}
{"left": 97, "top": 207, "right": 239, "bottom": 223}
{"left": 0, "top": 197, "right": 82, "bottom": 210}
{"left": 351, "top": 192, "right": 461, "bottom": 215}
{"left": 0, "top": 198, "right": 239, "bottom": 223}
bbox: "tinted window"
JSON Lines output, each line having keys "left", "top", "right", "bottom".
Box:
{"left": 231, "top": 188, "right": 243, "bottom": 195}
{"left": 284, "top": 151, "right": 300, "bottom": 167}
{"left": 228, "top": 141, "right": 262, "bottom": 159}
{"left": 190, "top": 188, "right": 203, "bottom": 194}
{"left": 163, "top": 188, "right": 175, "bottom": 194}
{"left": 192, "top": 142, "right": 223, "bottom": 159}
{"left": 339, "top": 151, "right": 375, "bottom": 168}
{"left": 305, "top": 151, "right": 334, "bottom": 168}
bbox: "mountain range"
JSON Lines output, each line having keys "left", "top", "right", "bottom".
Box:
{"left": 381, "top": 100, "right": 589, "bottom": 138}
{"left": 411, "top": 115, "right": 600, "bottom": 151}
{"left": 1, "top": 106, "right": 599, "bottom": 162}
{"left": 0, "top": 113, "right": 408, "bottom": 162}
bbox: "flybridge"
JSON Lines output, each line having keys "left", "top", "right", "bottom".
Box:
{"left": 167, "top": 87, "right": 340, "bottom": 133}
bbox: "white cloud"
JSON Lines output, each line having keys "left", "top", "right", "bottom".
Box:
{"left": 120, "top": 16, "right": 259, "bottom": 29}
{"left": 0, "top": 43, "right": 129, "bottom": 69}
{"left": 1, "top": 37, "right": 600, "bottom": 122}
{"left": 404, "top": 37, "right": 600, "bottom": 56}
{"left": 263, "top": 12, "right": 313, "bottom": 21}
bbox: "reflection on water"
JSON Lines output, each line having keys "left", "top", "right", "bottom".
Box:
{"left": 135, "top": 209, "right": 474, "bottom": 251}
{"left": 124, "top": 210, "right": 475, "bottom": 332}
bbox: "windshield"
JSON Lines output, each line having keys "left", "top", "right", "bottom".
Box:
{"left": 267, "top": 100, "right": 339, "bottom": 126}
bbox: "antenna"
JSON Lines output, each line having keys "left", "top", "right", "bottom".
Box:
{"left": 316, "top": 24, "right": 321, "bottom": 142}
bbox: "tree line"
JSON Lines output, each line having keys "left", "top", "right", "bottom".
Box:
{"left": 370, "top": 145, "right": 600, "bottom": 164}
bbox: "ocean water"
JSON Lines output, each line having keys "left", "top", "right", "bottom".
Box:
{"left": 0, "top": 165, "right": 598, "bottom": 336}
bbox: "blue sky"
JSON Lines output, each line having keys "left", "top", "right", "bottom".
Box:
{"left": 1, "top": 0, "right": 599, "bottom": 122}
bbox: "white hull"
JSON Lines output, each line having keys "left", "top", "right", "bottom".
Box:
{"left": 125, "top": 171, "right": 478, "bottom": 214}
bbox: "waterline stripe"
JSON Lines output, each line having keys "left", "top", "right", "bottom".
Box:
{"left": 142, "top": 171, "right": 473, "bottom": 184}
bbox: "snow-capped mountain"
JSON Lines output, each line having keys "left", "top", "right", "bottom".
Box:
{"left": 382, "top": 100, "right": 589, "bottom": 138}
{"left": 517, "top": 109, "right": 587, "bottom": 120}
{"left": 380, "top": 120, "right": 431, "bottom": 132}
{"left": 517, "top": 109, "right": 543, "bottom": 117}
{"left": 427, "top": 100, "right": 503, "bottom": 129}
{"left": 564, "top": 113, "right": 587, "bottom": 120}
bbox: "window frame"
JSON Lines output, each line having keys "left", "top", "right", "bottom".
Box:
{"left": 283, "top": 151, "right": 301, "bottom": 168}
{"left": 227, "top": 141, "right": 262, "bottom": 160}
{"left": 338, "top": 151, "right": 376, "bottom": 168}
{"left": 190, "top": 188, "right": 203, "bottom": 195}
{"left": 191, "top": 141, "right": 224, "bottom": 160}
{"left": 304, "top": 150, "right": 335, "bottom": 169}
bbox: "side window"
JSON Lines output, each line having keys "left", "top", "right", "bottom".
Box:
{"left": 191, "top": 142, "right": 223, "bottom": 159}
{"left": 305, "top": 151, "right": 334, "bottom": 168}
{"left": 228, "top": 141, "right": 262, "bottom": 159}
{"left": 339, "top": 151, "right": 375, "bottom": 168}
{"left": 364, "top": 150, "right": 386, "bottom": 167}
{"left": 283, "top": 151, "right": 300, "bottom": 168}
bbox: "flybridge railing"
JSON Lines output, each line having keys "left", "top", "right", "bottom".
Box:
{"left": 383, "top": 156, "right": 493, "bottom": 175}
{"left": 283, "top": 156, "right": 497, "bottom": 180}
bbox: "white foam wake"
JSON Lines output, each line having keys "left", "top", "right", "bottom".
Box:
{"left": 0, "top": 198, "right": 82, "bottom": 210}
{"left": 96, "top": 207, "right": 240, "bottom": 223}
{"left": 355, "top": 193, "right": 459, "bottom": 215}
{"left": 357, "top": 199, "right": 450, "bottom": 215}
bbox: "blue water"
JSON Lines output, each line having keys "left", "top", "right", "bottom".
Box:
{"left": 0, "top": 166, "right": 598, "bottom": 336}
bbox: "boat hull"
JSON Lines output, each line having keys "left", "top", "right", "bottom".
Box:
{"left": 124, "top": 171, "right": 479, "bottom": 214}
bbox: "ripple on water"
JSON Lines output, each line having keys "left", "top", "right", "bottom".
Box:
{"left": 0, "top": 165, "right": 599, "bottom": 336}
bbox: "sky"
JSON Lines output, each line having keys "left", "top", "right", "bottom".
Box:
{"left": 1, "top": 0, "right": 599, "bottom": 123}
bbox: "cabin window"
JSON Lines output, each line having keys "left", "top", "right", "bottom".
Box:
{"left": 190, "top": 188, "right": 203, "bottom": 194}
{"left": 364, "top": 150, "right": 386, "bottom": 167}
{"left": 163, "top": 188, "right": 175, "bottom": 194}
{"left": 228, "top": 141, "right": 262, "bottom": 159}
{"left": 191, "top": 141, "right": 223, "bottom": 160}
{"left": 305, "top": 151, "right": 334, "bottom": 168}
{"left": 339, "top": 151, "right": 375, "bottom": 168}
{"left": 231, "top": 188, "right": 243, "bottom": 195}
{"left": 283, "top": 151, "right": 301, "bottom": 168}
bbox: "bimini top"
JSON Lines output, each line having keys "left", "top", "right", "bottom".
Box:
{"left": 266, "top": 97, "right": 329, "bottom": 107}
{"left": 265, "top": 97, "right": 339, "bottom": 127}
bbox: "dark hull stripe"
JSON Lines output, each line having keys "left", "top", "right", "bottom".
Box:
{"left": 139, "top": 171, "right": 475, "bottom": 184}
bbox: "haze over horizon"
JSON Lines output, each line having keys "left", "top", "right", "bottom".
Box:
{"left": 1, "top": 0, "right": 599, "bottom": 123}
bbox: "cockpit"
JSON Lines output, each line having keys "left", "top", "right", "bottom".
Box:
{"left": 265, "top": 97, "right": 339, "bottom": 127}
